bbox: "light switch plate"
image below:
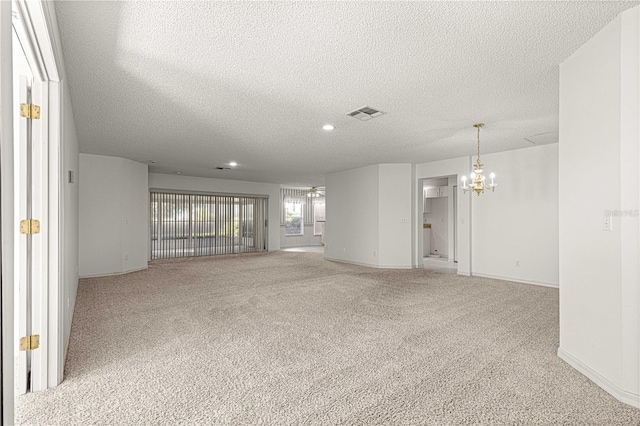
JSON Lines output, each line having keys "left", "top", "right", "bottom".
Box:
{"left": 604, "top": 212, "right": 613, "bottom": 231}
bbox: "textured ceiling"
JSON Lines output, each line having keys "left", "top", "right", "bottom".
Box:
{"left": 55, "top": 1, "right": 639, "bottom": 186}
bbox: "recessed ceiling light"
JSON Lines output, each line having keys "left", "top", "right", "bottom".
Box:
{"left": 322, "top": 124, "right": 335, "bottom": 131}
{"left": 175, "top": 171, "right": 182, "bottom": 175}
{"left": 229, "top": 161, "right": 238, "bottom": 167}
{"left": 149, "top": 160, "right": 157, "bottom": 164}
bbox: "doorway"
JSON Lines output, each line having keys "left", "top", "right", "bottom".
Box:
{"left": 420, "top": 175, "right": 458, "bottom": 273}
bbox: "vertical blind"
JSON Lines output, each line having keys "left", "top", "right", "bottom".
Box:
{"left": 280, "top": 188, "right": 323, "bottom": 225}
{"left": 150, "top": 191, "right": 268, "bottom": 260}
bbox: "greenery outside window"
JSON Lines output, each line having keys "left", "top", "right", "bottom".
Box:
{"left": 285, "top": 200, "right": 303, "bottom": 236}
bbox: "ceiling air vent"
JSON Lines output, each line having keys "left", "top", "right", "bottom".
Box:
{"left": 215, "top": 167, "right": 231, "bottom": 171}
{"left": 346, "top": 106, "right": 386, "bottom": 121}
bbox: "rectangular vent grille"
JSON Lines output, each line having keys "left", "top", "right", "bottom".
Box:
{"left": 347, "top": 106, "right": 386, "bottom": 121}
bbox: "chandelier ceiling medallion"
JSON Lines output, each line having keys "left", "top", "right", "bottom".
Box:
{"left": 460, "top": 123, "right": 497, "bottom": 196}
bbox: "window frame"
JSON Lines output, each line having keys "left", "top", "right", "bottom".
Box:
{"left": 284, "top": 200, "right": 304, "bottom": 236}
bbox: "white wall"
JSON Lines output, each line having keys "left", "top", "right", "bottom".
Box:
{"left": 79, "top": 154, "right": 148, "bottom": 277}
{"left": 425, "top": 197, "right": 448, "bottom": 257}
{"left": 122, "top": 159, "right": 148, "bottom": 272}
{"left": 472, "top": 144, "right": 559, "bottom": 287}
{"left": 61, "top": 84, "right": 79, "bottom": 362}
{"left": 325, "top": 164, "right": 412, "bottom": 268}
{"left": 558, "top": 6, "right": 640, "bottom": 407}
{"left": 378, "top": 164, "right": 412, "bottom": 268}
{"left": 279, "top": 225, "right": 322, "bottom": 248}
{"left": 325, "top": 165, "right": 379, "bottom": 266}
{"left": 148, "top": 173, "right": 280, "bottom": 251}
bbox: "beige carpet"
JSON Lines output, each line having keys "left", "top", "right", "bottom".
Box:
{"left": 16, "top": 252, "right": 640, "bottom": 425}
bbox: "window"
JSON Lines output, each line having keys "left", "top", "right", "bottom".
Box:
{"left": 285, "top": 201, "right": 303, "bottom": 235}
{"left": 314, "top": 201, "right": 325, "bottom": 236}
{"left": 150, "top": 191, "right": 268, "bottom": 259}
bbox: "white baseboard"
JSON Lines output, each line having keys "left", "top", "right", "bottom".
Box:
{"left": 79, "top": 265, "right": 148, "bottom": 279}
{"left": 324, "top": 256, "right": 412, "bottom": 269}
{"left": 471, "top": 272, "right": 558, "bottom": 289}
{"left": 558, "top": 347, "right": 639, "bottom": 408}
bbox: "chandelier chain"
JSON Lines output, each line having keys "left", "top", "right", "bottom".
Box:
{"left": 461, "top": 123, "right": 495, "bottom": 196}
{"left": 477, "top": 125, "right": 481, "bottom": 164}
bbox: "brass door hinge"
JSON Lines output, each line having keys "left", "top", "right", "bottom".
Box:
{"left": 19, "top": 335, "right": 40, "bottom": 351}
{"left": 20, "top": 103, "right": 40, "bottom": 119}
{"left": 20, "top": 219, "right": 40, "bottom": 234}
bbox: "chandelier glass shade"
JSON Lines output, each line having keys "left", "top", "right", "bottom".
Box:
{"left": 460, "top": 123, "right": 497, "bottom": 196}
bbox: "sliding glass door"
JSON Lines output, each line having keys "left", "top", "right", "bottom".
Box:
{"left": 150, "top": 191, "right": 268, "bottom": 259}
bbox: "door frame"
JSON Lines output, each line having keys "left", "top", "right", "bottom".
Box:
{"left": 2, "top": 0, "right": 64, "bottom": 420}
{"left": 1, "top": 2, "right": 16, "bottom": 422}
{"left": 415, "top": 157, "right": 472, "bottom": 276}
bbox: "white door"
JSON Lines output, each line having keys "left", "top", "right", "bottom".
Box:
{"left": 13, "top": 24, "right": 32, "bottom": 395}
{"left": 15, "top": 75, "right": 32, "bottom": 396}
{"left": 13, "top": 24, "right": 47, "bottom": 394}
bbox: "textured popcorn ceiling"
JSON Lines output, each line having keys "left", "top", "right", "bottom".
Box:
{"left": 55, "top": 1, "right": 638, "bottom": 185}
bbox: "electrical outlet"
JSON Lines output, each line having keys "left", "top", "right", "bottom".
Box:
{"left": 516, "top": 260, "right": 520, "bottom": 267}
{"left": 124, "top": 254, "right": 129, "bottom": 261}
{"left": 342, "top": 247, "right": 346, "bottom": 252}
{"left": 373, "top": 250, "right": 377, "bottom": 257}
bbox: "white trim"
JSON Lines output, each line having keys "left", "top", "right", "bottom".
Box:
{"left": 21, "top": 0, "right": 59, "bottom": 82}
{"left": 47, "top": 80, "right": 62, "bottom": 387}
{"left": 324, "top": 256, "right": 412, "bottom": 269}
{"left": 558, "top": 347, "right": 640, "bottom": 408}
{"left": 0, "top": 1, "right": 15, "bottom": 422}
{"left": 30, "top": 76, "right": 48, "bottom": 392}
{"left": 472, "top": 272, "right": 559, "bottom": 289}
{"left": 16, "top": 75, "right": 28, "bottom": 396}
{"left": 79, "top": 266, "right": 148, "bottom": 279}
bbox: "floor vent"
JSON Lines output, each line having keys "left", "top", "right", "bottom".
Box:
{"left": 347, "top": 106, "right": 386, "bottom": 121}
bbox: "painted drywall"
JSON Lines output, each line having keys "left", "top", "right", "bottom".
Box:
{"left": 378, "top": 164, "right": 412, "bottom": 268}
{"left": 148, "top": 173, "right": 280, "bottom": 252}
{"left": 79, "top": 154, "right": 148, "bottom": 277}
{"left": 279, "top": 225, "right": 322, "bottom": 248}
{"left": 61, "top": 84, "right": 79, "bottom": 362}
{"left": 558, "top": 5, "right": 639, "bottom": 407}
{"left": 416, "top": 157, "right": 471, "bottom": 274}
{"left": 121, "top": 159, "right": 148, "bottom": 273}
{"left": 325, "top": 165, "right": 380, "bottom": 266}
{"left": 425, "top": 197, "right": 448, "bottom": 257}
{"left": 325, "top": 164, "right": 412, "bottom": 268}
{"left": 472, "top": 144, "right": 559, "bottom": 287}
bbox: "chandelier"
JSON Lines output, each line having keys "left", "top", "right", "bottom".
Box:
{"left": 460, "top": 123, "right": 497, "bottom": 195}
